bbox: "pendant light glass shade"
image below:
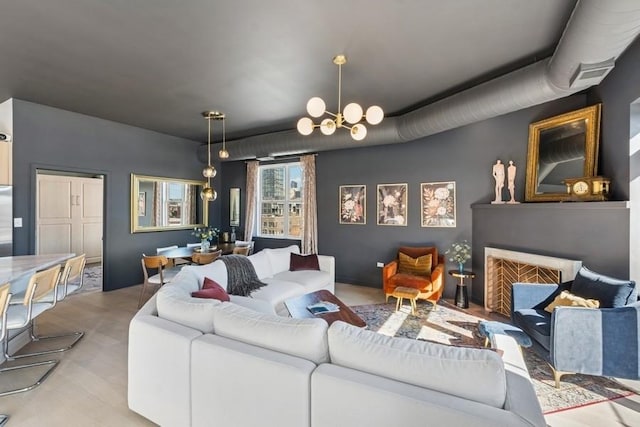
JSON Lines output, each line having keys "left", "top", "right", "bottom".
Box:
{"left": 202, "top": 165, "right": 216, "bottom": 178}
{"left": 343, "top": 103, "right": 363, "bottom": 124}
{"left": 218, "top": 149, "right": 229, "bottom": 159}
{"left": 306, "top": 97, "right": 326, "bottom": 118}
{"left": 351, "top": 123, "right": 367, "bottom": 141}
{"left": 200, "top": 185, "right": 216, "bottom": 201}
{"left": 297, "top": 117, "right": 314, "bottom": 135}
{"left": 365, "top": 105, "right": 384, "bottom": 125}
{"left": 320, "top": 118, "right": 336, "bottom": 135}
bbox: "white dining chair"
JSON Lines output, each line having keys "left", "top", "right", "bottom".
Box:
{"left": 186, "top": 243, "right": 201, "bottom": 248}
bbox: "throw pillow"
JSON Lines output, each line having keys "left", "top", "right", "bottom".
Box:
{"left": 398, "top": 252, "right": 432, "bottom": 277}
{"left": 544, "top": 290, "right": 600, "bottom": 313}
{"left": 191, "top": 277, "right": 230, "bottom": 302}
{"left": 290, "top": 253, "right": 320, "bottom": 271}
{"left": 570, "top": 266, "right": 637, "bottom": 308}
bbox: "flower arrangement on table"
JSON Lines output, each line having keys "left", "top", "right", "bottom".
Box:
{"left": 192, "top": 227, "right": 220, "bottom": 248}
{"left": 445, "top": 240, "right": 471, "bottom": 272}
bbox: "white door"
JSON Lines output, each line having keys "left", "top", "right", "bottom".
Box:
{"left": 37, "top": 173, "right": 103, "bottom": 263}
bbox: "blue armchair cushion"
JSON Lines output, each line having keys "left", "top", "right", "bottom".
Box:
{"left": 511, "top": 308, "right": 551, "bottom": 351}
{"left": 571, "top": 266, "right": 637, "bottom": 308}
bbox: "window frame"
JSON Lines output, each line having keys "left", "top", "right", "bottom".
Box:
{"left": 257, "top": 162, "right": 303, "bottom": 239}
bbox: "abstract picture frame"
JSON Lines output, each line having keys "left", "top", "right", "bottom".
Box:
{"left": 420, "top": 181, "right": 456, "bottom": 227}
{"left": 230, "top": 187, "right": 240, "bottom": 227}
{"left": 377, "top": 183, "right": 408, "bottom": 226}
{"left": 339, "top": 185, "right": 366, "bottom": 224}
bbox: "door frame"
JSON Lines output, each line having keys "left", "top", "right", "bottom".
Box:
{"left": 31, "top": 164, "right": 108, "bottom": 289}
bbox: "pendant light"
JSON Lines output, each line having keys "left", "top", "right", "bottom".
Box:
{"left": 201, "top": 111, "right": 223, "bottom": 202}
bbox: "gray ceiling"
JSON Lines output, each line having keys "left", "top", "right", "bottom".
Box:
{"left": 0, "top": 0, "right": 578, "bottom": 142}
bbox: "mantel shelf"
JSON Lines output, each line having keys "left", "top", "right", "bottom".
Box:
{"left": 471, "top": 201, "right": 629, "bottom": 210}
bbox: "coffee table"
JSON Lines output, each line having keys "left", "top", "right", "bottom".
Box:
{"left": 284, "top": 289, "right": 366, "bottom": 328}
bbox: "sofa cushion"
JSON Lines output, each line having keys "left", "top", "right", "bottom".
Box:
{"left": 272, "top": 270, "right": 332, "bottom": 292}
{"left": 398, "top": 252, "right": 432, "bottom": 277}
{"left": 250, "top": 278, "right": 306, "bottom": 307}
{"left": 181, "top": 261, "right": 228, "bottom": 290}
{"left": 264, "top": 245, "right": 300, "bottom": 275}
{"left": 248, "top": 250, "right": 274, "bottom": 280}
{"left": 327, "top": 321, "right": 506, "bottom": 409}
{"left": 571, "top": 266, "right": 637, "bottom": 308}
{"left": 212, "top": 303, "right": 329, "bottom": 364}
{"left": 512, "top": 309, "right": 551, "bottom": 351}
{"left": 290, "top": 253, "right": 320, "bottom": 271}
{"left": 388, "top": 273, "right": 432, "bottom": 290}
{"left": 191, "top": 277, "right": 230, "bottom": 302}
{"left": 157, "top": 285, "right": 220, "bottom": 333}
{"left": 544, "top": 290, "right": 599, "bottom": 313}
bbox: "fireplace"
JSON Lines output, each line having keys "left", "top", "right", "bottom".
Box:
{"left": 484, "top": 248, "right": 582, "bottom": 317}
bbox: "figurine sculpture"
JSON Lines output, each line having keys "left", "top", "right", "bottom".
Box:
{"left": 491, "top": 160, "right": 505, "bottom": 204}
{"left": 507, "top": 160, "right": 519, "bottom": 204}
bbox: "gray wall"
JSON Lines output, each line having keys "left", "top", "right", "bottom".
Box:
{"left": 12, "top": 99, "right": 222, "bottom": 291}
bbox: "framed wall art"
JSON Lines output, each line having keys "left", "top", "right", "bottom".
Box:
{"left": 339, "top": 185, "right": 366, "bottom": 224}
{"left": 377, "top": 183, "right": 407, "bottom": 226}
{"left": 421, "top": 181, "right": 456, "bottom": 227}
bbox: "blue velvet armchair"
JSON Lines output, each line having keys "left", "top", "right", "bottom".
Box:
{"left": 511, "top": 267, "right": 639, "bottom": 387}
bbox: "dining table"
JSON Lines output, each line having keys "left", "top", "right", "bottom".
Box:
{"left": 0, "top": 253, "right": 76, "bottom": 293}
{"left": 158, "top": 243, "right": 236, "bottom": 261}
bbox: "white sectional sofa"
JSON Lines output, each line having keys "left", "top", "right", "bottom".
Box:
{"left": 128, "top": 245, "right": 545, "bottom": 427}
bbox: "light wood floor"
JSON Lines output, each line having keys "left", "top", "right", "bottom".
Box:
{"left": 1, "top": 283, "right": 639, "bottom": 426}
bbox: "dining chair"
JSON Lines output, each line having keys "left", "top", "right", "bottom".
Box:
{"left": 138, "top": 255, "right": 178, "bottom": 308}
{"left": 192, "top": 250, "right": 222, "bottom": 265}
{"left": 186, "top": 243, "right": 201, "bottom": 248}
{"left": 0, "top": 281, "right": 59, "bottom": 397}
{"left": 28, "top": 254, "right": 87, "bottom": 354}
{"left": 232, "top": 246, "right": 251, "bottom": 256}
{"left": 234, "top": 240, "right": 254, "bottom": 255}
{"left": 3, "top": 264, "right": 65, "bottom": 359}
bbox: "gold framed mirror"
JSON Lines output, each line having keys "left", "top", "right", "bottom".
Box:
{"left": 525, "top": 104, "right": 601, "bottom": 202}
{"left": 131, "top": 174, "right": 208, "bottom": 233}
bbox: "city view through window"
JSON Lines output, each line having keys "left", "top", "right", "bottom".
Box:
{"left": 259, "top": 163, "right": 302, "bottom": 238}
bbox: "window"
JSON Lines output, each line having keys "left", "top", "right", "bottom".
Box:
{"left": 258, "top": 163, "right": 302, "bottom": 238}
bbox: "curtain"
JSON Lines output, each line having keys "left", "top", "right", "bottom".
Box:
{"left": 153, "top": 182, "right": 161, "bottom": 226}
{"left": 244, "top": 160, "right": 259, "bottom": 241}
{"left": 301, "top": 154, "right": 318, "bottom": 254}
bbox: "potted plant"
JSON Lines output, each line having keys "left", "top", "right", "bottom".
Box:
{"left": 192, "top": 226, "right": 220, "bottom": 252}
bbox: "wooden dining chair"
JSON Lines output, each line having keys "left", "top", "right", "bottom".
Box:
{"left": 138, "top": 255, "right": 177, "bottom": 308}
{"left": 192, "top": 250, "right": 222, "bottom": 265}
{"left": 232, "top": 246, "right": 251, "bottom": 256}
{"left": 0, "top": 281, "right": 60, "bottom": 397}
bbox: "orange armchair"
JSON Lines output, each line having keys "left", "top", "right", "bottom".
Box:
{"left": 382, "top": 246, "right": 445, "bottom": 308}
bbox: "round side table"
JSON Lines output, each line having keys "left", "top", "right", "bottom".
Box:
{"left": 448, "top": 270, "right": 475, "bottom": 309}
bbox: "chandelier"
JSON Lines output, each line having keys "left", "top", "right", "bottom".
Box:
{"left": 297, "top": 54, "right": 383, "bottom": 141}
{"left": 201, "top": 110, "right": 225, "bottom": 201}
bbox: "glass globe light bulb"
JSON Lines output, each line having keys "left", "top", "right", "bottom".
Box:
{"left": 343, "top": 103, "right": 363, "bottom": 124}
{"left": 200, "top": 185, "right": 215, "bottom": 201}
{"left": 306, "top": 97, "right": 326, "bottom": 118}
{"left": 296, "top": 117, "right": 314, "bottom": 135}
{"left": 219, "top": 149, "right": 229, "bottom": 159}
{"left": 365, "top": 105, "right": 384, "bottom": 125}
{"left": 202, "top": 165, "right": 217, "bottom": 178}
{"left": 320, "top": 118, "right": 336, "bottom": 135}
{"left": 351, "top": 123, "right": 367, "bottom": 141}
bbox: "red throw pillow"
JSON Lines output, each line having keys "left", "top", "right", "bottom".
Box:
{"left": 290, "top": 253, "right": 320, "bottom": 271}
{"left": 191, "top": 277, "right": 230, "bottom": 302}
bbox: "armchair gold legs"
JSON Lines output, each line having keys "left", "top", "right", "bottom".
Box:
{"left": 550, "top": 365, "right": 573, "bottom": 388}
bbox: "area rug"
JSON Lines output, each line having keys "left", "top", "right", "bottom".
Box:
{"left": 75, "top": 263, "right": 102, "bottom": 294}
{"left": 352, "top": 300, "right": 635, "bottom": 414}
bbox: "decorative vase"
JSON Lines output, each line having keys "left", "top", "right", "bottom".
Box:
{"left": 458, "top": 262, "right": 465, "bottom": 273}
{"left": 200, "top": 239, "right": 210, "bottom": 252}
